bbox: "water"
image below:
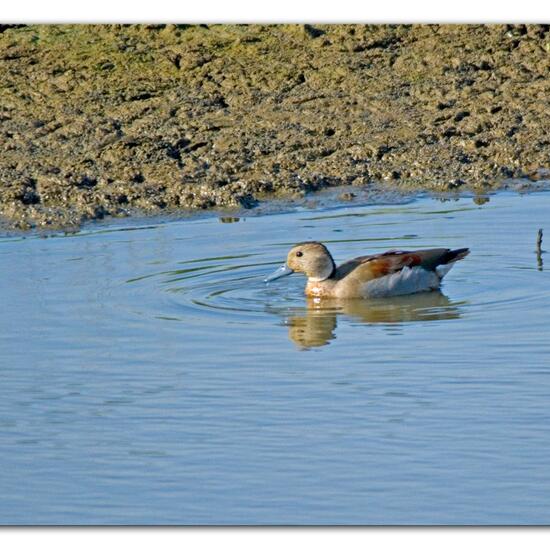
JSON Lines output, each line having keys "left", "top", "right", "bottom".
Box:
{"left": 1, "top": 190, "right": 549, "bottom": 525}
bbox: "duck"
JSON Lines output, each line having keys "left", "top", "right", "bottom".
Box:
{"left": 265, "top": 242, "right": 469, "bottom": 299}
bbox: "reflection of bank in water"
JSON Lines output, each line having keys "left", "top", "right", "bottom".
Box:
{"left": 281, "top": 292, "right": 464, "bottom": 348}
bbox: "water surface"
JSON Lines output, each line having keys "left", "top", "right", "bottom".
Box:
{"left": 1, "top": 191, "right": 549, "bottom": 524}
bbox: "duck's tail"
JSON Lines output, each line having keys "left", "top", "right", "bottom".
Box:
{"left": 442, "top": 248, "right": 470, "bottom": 264}
{"left": 435, "top": 248, "right": 469, "bottom": 279}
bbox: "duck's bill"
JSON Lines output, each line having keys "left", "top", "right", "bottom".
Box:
{"left": 264, "top": 264, "right": 294, "bottom": 283}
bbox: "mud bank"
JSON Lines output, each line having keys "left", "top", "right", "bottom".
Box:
{"left": 1, "top": 24, "right": 549, "bottom": 230}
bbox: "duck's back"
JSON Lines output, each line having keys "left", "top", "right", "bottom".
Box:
{"left": 332, "top": 248, "right": 469, "bottom": 298}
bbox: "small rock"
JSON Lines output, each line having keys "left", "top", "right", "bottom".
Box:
{"left": 303, "top": 25, "right": 325, "bottom": 39}
{"left": 454, "top": 111, "right": 470, "bottom": 122}
{"left": 338, "top": 191, "right": 356, "bottom": 201}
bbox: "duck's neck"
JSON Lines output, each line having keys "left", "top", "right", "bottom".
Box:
{"left": 305, "top": 277, "right": 337, "bottom": 297}
{"left": 308, "top": 256, "right": 336, "bottom": 282}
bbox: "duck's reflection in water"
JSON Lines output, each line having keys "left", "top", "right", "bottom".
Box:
{"left": 280, "top": 291, "right": 463, "bottom": 348}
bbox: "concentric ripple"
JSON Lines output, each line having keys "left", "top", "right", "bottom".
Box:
{"left": 128, "top": 252, "right": 304, "bottom": 322}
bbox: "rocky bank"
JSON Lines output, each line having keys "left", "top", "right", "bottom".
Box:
{"left": 1, "top": 24, "right": 549, "bottom": 230}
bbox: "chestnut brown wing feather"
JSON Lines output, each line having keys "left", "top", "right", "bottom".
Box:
{"left": 335, "top": 248, "right": 454, "bottom": 279}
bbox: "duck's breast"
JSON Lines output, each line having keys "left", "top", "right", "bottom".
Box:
{"left": 361, "top": 266, "right": 441, "bottom": 298}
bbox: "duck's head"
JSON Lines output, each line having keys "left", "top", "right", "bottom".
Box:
{"left": 265, "top": 242, "right": 336, "bottom": 283}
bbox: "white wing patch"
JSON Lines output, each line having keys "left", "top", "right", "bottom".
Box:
{"left": 362, "top": 266, "right": 441, "bottom": 298}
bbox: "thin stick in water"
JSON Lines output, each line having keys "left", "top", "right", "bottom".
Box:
{"left": 536, "top": 228, "right": 543, "bottom": 271}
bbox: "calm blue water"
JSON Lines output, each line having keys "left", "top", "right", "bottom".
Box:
{"left": 1, "top": 190, "right": 550, "bottom": 525}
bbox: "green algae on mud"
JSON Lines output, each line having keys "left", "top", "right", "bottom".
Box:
{"left": 1, "top": 24, "right": 550, "bottom": 230}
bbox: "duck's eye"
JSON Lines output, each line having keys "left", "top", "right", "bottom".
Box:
{"left": 296, "top": 251, "right": 303, "bottom": 257}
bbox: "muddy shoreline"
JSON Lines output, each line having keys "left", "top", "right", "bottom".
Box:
{"left": 1, "top": 24, "right": 550, "bottom": 230}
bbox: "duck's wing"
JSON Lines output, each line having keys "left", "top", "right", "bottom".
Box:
{"left": 336, "top": 248, "right": 468, "bottom": 280}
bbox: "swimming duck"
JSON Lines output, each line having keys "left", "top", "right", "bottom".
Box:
{"left": 265, "top": 242, "right": 469, "bottom": 298}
